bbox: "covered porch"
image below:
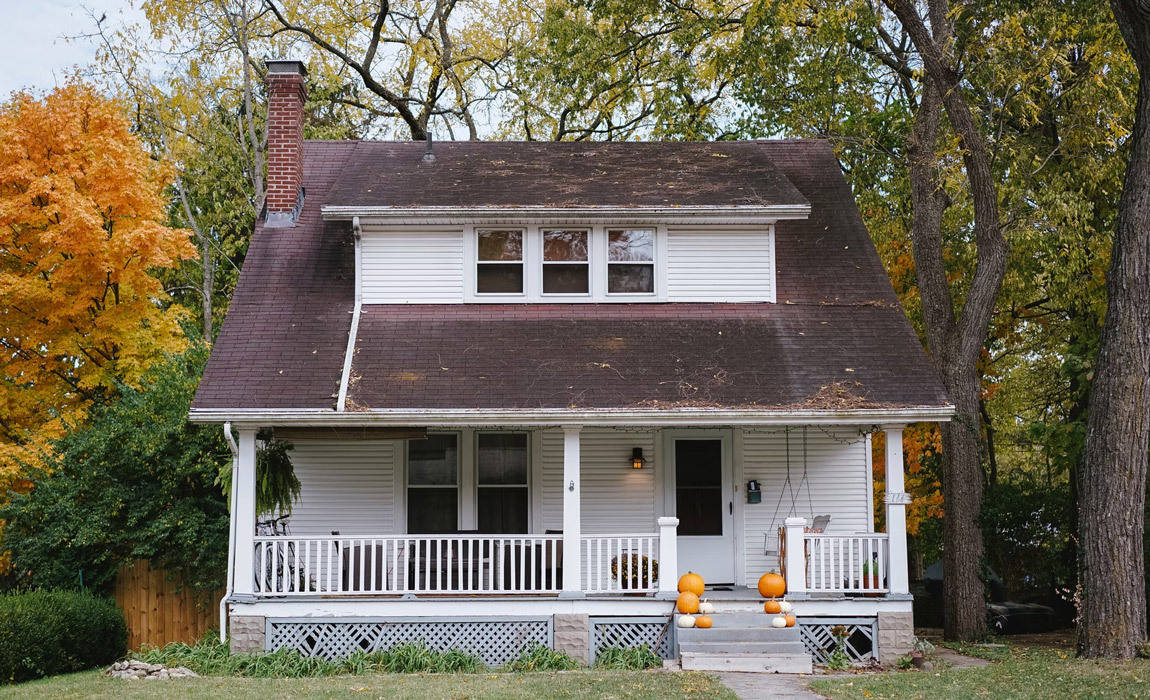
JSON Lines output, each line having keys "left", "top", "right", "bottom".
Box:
{"left": 225, "top": 423, "right": 913, "bottom": 602}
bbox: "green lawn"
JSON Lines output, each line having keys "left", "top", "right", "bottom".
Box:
{"left": 0, "top": 670, "right": 734, "bottom": 699}
{"left": 811, "top": 645, "right": 1150, "bottom": 699}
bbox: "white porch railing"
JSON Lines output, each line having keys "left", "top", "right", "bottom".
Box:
{"left": 581, "top": 534, "right": 660, "bottom": 593}
{"left": 803, "top": 533, "right": 890, "bottom": 594}
{"left": 252, "top": 535, "right": 563, "bottom": 596}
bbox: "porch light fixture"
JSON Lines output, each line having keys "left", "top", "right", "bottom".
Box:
{"left": 631, "top": 447, "right": 646, "bottom": 469}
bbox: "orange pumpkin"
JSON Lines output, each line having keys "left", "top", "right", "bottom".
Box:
{"left": 764, "top": 600, "right": 782, "bottom": 614}
{"left": 676, "top": 591, "right": 700, "bottom": 614}
{"left": 694, "top": 615, "right": 713, "bottom": 629}
{"left": 758, "top": 572, "right": 786, "bottom": 599}
{"left": 678, "top": 572, "right": 705, "bottom": 597}
{"left": 784, "top": 614, "right": 796, "bottom": 628}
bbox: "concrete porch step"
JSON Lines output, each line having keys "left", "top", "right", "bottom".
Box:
{"left": 679, "top": 640, "right": 809, "bottom": 655}
{"left": 678, "top": 626, "right": 801, "bottom": 642}
{"left": 679, "top": 612, "right": 791, "bottom": 628}
{"left": 680, "top": 651, "right": 813, "bottom": 674}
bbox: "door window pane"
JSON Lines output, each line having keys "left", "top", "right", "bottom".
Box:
{"left": 675, "top": 440, "right": 723, "bottom": 536}
{"left": 477, "top": 230, "right": 524, "bottom": 294}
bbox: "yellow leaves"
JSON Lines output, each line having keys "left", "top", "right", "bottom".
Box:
{"left": 0, "top": 82, "right": 195, "bottom": 493}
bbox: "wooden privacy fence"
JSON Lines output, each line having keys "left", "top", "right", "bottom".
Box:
{"left": 113, "top": 560, "right": 221, "bottom": 650}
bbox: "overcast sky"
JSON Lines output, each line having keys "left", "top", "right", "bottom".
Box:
{"left": 1, "top": 0, "right": 143, "bottom": 96}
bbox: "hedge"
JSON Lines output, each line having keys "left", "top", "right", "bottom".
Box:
{"left": 0, "top": 590, "right": 126, "bottom": 683}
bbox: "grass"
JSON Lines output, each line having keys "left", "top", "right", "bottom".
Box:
{"left": 0, "top": 669, "right": 733, "bottom": 699}
{"left": 811, "top": 644, "right": 1150, "bottom": 699}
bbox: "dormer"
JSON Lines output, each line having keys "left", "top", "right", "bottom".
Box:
{"left": 319, "top": 142, "right": 810, "bottom": 304}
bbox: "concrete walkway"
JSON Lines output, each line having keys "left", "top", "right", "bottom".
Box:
{"left": 716, "top": 672, "right": 823, "bottom": 699}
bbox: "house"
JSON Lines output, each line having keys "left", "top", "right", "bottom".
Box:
{"left": 191, "top": 59, "right": 951, "bottom": 670}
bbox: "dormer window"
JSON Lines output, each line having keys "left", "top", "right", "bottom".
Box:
{"left": 607, "top": 228, "right": 655, "bottom": 294}
{"left": 542, "top": 229, "right": 589, "bottom": 295}
{"left": 476, "top": 229, "right": 524, "bottom": 294}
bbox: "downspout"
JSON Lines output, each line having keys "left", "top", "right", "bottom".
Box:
{"left": 220, "top": 422, "right": 239, "bottom": 644}
{"left": 336, "top": 216, "right": 363, "bottom": 411}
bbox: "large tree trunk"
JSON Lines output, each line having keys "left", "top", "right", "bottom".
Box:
{"left": 1078, "top": 0, "right": 1150, "bottom": 660}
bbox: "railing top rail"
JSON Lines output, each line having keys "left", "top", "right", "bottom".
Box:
{"left": 802, "top": 532, "right": 889, "bottom": 539}
{"left": 252, "top": 533, "right": 564, "bottom": 542}
{"left": 580, "top": 533, "right": 660, "bottom": 539}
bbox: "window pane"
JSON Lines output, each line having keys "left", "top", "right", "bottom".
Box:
{"left": 543, "top": 264, "right": 589, "bottom": 294}
{"left": 478, "top": 487, "right": 529, "bottom": 533}
{"left": 408, "top": 434, "right": 458, "bottom": 485}
{"left": 675, "top": 488, "right": 723, "bottom": 536}
{"left": 675, "top": 440, "right": 723, "bottom": 536}
{"left": 477, "top": 230, "right": 523, "bottom": 261}
{"left": 608, "top": 229, "right": 654, "bottom": 261}
{"left": 477, "top": 264, "right": 524, "bottom": 293}
{"left": 408, "top": 488, "right": 458, "bottom": 533}
{"left": 607, "top": 264, "right": 654, "bottom": 293}
{"left": 543, "top": 230, "right": 588, "bottom": 261}
{"left": 478, "top": 433, "right": 528, "bottom": 484}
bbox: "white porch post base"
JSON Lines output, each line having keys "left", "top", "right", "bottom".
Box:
{"left": 656, "top": 517, "right": 680, "bottom": 599}
{"left": 232, "top": 428, "right": 258, "bottom": 600}
{"left": 883, "top": 425, "right": 911, "bottom": 596}
{"left": 784, "top": 516, "right": 808, "bottom": 597}
{"left": 560, "top": 426, "right": 584, "bottom": 598}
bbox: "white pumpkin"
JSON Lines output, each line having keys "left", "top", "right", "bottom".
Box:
{"left": 778, "top": 601, "right": 793, "bottom": 613}
{"left": 771, "top": 616, "right": 788, "bottom": 628}
{"left": 698, "top": 600, "right": 716, "bottom": 615}
{"left": 677, "top": 615, "right": 697, "bottom": 629}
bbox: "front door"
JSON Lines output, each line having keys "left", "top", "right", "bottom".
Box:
{"left": 673, "top": 438, "right": 734, "bottom": 585}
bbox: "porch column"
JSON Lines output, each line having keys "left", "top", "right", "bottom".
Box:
{"left": 561, "top": 425, "right": 583, "bottom": 597}
{"left": 656, "top": 517, "right": 679, "bottom": 598}
{"left": 232, "top": 428, "right": 258, "bottom": 599}
{"left": 883, "top": 425, "right": 911, "bottom": 596}
{"left": 784, "top": 517, "right": 808, "bottom": 596}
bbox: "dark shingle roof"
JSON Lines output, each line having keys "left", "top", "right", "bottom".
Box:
{"left": 192, "top": 139, "right": 948, "bottom": 413}
{"left": 324, "top": 141, "right": 808, "bottom": 209}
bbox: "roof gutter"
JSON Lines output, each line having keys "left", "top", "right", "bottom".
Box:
{"left": 335, "top": 216, "right": 363, "bottom": 411}
{"left": 320, "top": 204, "right": 812, "bottom": 224}
{"left": 189, "top": 405, "right": 956, "bottom": 428}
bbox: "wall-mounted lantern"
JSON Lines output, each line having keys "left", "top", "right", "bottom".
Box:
{"left": 631, "top": 447, "right": 646, "bottom": 469}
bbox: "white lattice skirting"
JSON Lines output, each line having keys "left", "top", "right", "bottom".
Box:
{"left": 590, "top": 617, "right": 675, "bottom": 663}
{"left": 798, "top": 618, "right": 877, "bottom": 663}
{"left": 266, "top": 618, "right": 551, "bottom": 666}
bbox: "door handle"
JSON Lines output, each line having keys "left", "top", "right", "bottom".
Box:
{"left": 729, "top": 502, "right": 733, "bottom": 515}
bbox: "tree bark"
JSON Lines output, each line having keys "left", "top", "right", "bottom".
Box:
{"left": 893, "top": 0, "right": 1005, "bottom": 641}
{"left": 1077, "top": 0, "right": 1150, "bottom": 660}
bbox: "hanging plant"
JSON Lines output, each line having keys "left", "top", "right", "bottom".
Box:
{"left": 217, "top": 428, "right": 301, "bottom": 516}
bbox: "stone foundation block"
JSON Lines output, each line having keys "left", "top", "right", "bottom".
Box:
{"left": 876, "top": 611, "right": 914, "bottom": 664}
{"left": 229, "top": 615, "right": 266, "bottom": 654}
{"left": 553, "top": 614, "right": 590, "bottom": 665}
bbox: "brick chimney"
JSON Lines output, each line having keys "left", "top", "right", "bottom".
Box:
{"left": 264, "top": 59, "right": 308, "bottom": 227}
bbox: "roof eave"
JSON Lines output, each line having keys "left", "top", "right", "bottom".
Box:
{"left": 189, "top": 405, "right": 955, "bottom": 428}
{"left": 320, "top": 204, "right": 812, "bottom": 225}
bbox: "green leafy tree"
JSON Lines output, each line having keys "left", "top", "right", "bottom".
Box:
{"left": 0, "top": 347, "right": 230, "bottom": 595}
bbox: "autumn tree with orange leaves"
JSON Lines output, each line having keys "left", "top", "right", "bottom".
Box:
{"left": 0, "top": 83, "right": 195, "bottom": 492}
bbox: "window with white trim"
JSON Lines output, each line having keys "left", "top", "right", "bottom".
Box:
{"left": 476, "top": 229, "right": 524, "bottom": 294}
{"left": 542, "top": 229, "right": 589, "bottom": 295}
{"left": 607, "top": 228, "right": 655, "bottom": 294}
{"left": 477, "top": 432, "right": 529, "bottom": 533}
{"left": 406, "top": 433, "right": 459, "bottom": 533}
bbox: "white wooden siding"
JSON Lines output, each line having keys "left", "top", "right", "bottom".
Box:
{"left": 666, "top": 228, "right": 774, "bottom": 302}
{"left": 286, "top": 440, "right": 399, "bottom": 535}
{"left": 740, "top": 429, "right": 870, "bottom": 583}
{"left": 361, "top": 230, "right": 464, "bottom": 303}
{"left": 539, "top": 429, "right": 658, "bottom": 534}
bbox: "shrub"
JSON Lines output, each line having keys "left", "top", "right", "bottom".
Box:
{"left": 0, "top": 590, "right": 127, "bottom": 683}
{"left": 500, "top": 643, "right": 580, "bottom": 672}
{"left": 134, "top": 637, "right": 484, "bottom": 677}
{"left": 593, "top": 645, "right": 662, "bottom": 669}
